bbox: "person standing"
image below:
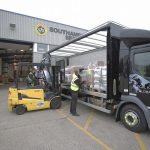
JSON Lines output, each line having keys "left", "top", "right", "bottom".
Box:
{"left": 70, "top": 70, "right": 81, "bottom": 116}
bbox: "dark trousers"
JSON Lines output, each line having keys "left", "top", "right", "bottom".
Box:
{"left": 70, "top": 90, "right": 78, "bottom": 115}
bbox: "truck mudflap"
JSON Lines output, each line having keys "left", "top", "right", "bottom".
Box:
{"left": 115, "top": 95, "right": 150, "bottom": 130}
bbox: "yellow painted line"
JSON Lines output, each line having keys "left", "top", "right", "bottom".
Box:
{"left": 84, "top": 110, "right": 94, "bottom": 130}
{"left": 134, "top": 133, "right": 147, "bottom": 150}
{"left": 56, "top": 110, "right": 112, "bottom": 150}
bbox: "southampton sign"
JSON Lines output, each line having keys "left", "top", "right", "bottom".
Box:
{"left": 49, "top": 27, "right": 82, "bottom": 40}
{"left": 35, "top": 24, "right": 82, "bottom": 40}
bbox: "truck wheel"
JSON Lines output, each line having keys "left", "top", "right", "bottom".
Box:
{"left": 120, "top": 104, "right": 147, "bottom": 132}
{"left": 50, "top": 96, "right": 61, "bottom": 109}
{"left": 15, "top": 105, "right": 26, "bottom": 115}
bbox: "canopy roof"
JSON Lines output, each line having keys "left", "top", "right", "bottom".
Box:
{"left": 48, "top": 22, "right": 125, "bottom": 57}
{"left": 47, "top": 21, "right": 126, "bottom": 57}
{"left": 47, "top": 21, "right": 150, "bottom": 57}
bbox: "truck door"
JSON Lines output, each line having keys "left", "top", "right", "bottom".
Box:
{"left": 129, "top": 45, "right": 150, "bottom": 108}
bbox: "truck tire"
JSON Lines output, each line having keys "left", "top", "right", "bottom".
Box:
{"left": 15, "top": 105, "right": 26, "bottom": 115}
{"left": 50, "top": 96, "right": 61, "bottom": 109}
{"left": 120, "top": 104, "right": 147, "bottom": 132}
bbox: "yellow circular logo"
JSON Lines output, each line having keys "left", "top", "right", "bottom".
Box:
{"left": 35, "top": 24, "right": 47, "bottom": 35}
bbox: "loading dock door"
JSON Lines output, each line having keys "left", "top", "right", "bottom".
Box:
{"left": 0, "top": 39, "right": 33, "bottom": 82}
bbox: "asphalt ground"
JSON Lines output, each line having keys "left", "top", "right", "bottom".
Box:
{"left": 0, "top": 84, "right": 150, "bottom": 150}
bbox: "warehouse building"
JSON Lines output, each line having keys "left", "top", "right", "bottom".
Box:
{"left": 0, "top": 9, "right": 87, "bottom": 82}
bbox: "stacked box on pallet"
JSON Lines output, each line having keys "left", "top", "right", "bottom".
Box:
{"left": 86, "top": 62, "right": 95, "bottom": 90}
{"left": 100, "top": 66, "right": 107, "bottom": 92}
{"left": 65, "top": 67, "right": 72, "bottom": 83}
{"left": 80, "top": 69, "right": 87, "bottom": 82}
{"left": 64, "top": 62, "right": 107, "bottom": 93}
{"left": 86, "top": 69, "right": 94, "bottom": 90}
{"left": 93, "top": 67, "right": 101, "bottom": 92}
{"left": 80, "top": 69, "right": 88, "bottom": 90}
{"left": 93, "top": 66, "right": 107, "bottom": 92}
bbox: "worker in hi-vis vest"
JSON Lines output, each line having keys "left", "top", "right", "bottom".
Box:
{"left": 27, "top": 68, "right": 37, "bottom": 86}
{"left": 70, "top": 70, "right": 82, "bottom": 116}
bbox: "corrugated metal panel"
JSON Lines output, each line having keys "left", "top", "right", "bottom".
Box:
{"left": 0, "top": 10, "right": 86, "bottom": 45}
{"left": 69, "top": 48, "right": 106, "bottom": 66}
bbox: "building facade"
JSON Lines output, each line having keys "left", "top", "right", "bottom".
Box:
{"left": 0, "top": 9, "right": 87, "bottom": 63}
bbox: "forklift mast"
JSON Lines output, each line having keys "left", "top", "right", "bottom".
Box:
{"left": 42, "top": 53, "right": 62, "bottom": 92}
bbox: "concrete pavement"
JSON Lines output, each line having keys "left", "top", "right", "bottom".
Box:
{"left": 0, "top": 84, "right": 150, "bottom": 150}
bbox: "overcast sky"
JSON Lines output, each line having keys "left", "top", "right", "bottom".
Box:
{"left": 0, "top": 0, "right": 150, "bottom": 30}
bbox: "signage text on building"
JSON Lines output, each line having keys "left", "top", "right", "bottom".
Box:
{"left": 35, "top": 24, "right": 82, "bottom": 40}
{"left": 49, "top": 27, "right": 82, "bottom": 40}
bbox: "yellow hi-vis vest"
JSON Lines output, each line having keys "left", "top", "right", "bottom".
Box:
{"left": 27, "top": 72, "right": 35, "bottom": 86}
{"left": 71, "top": 74, "right": 79, "bottom": 91}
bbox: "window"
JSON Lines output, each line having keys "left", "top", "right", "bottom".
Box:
{"left": 134, "top": 52, "right": 150, "bottom": 78}
{"left": 37, "top": 43, "right": 48, "bottom": 53}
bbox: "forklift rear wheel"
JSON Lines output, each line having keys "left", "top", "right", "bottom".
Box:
{"left": 120, "top": 104, "right": 147, "bottom": 132}
{"left": 15, "top": 105, "right": 26, "bottom": 115}
{"left": 50, "top": 96, "right": 61, "bottom": 109}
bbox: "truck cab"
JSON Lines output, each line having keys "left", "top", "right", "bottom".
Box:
{"left": 114, "top": 29, "right": 150, "bottom": 132}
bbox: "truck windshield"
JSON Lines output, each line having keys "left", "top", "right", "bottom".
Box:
{"left": 134, "top": 52, "right": 150, "bottom": 80}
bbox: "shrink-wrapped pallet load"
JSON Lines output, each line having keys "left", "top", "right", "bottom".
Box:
{"left": 86, "top": 62, "right": 95, "bottom": 90}
{"left": 65, "top": 67, "right": 72, "bottom": 83}
{"left": 93, "top": 66, "right": 107, "bottom": 92}
{"left": 93, "top": 67, "right": 101, "bottom": 91}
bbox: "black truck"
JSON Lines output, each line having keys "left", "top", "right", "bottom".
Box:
{"left": 45, "top": 21, "right": 150, "bottom": 132}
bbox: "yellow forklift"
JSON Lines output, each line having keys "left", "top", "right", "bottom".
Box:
{"left": 8, "top": 61, "right": 62, "bottom": 115}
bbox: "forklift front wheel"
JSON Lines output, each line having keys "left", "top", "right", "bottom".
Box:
{"left": 50, "top": 96, "right": 61, "bottom": 109}
{"left": 15, "top": 105, "right": 27, "bottom": 115}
